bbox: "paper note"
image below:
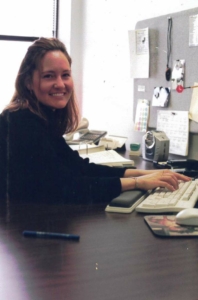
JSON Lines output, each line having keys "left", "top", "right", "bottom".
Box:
{"left": 152, "top": 87, "right": 170, "bottom": 107}
{"left": 189, "top": 14, "right": 198, "bottom": 46}
{"left": 134, "top": 99, "right": 149, "bottom": 132}
{"left": 157, "top": 110, "right": 189, "bottom": 156}
{"left": 171, "top": 59, "right": 185, "bottom": 90}
{"left": 128, "top": 28, "right": 149, "bottom": 78}
{"left": 189, "top": 82, "right": 198, "bottom": 122}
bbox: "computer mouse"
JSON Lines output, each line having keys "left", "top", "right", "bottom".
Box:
{"left": 176, "top": 208, "right": 198, "bottom": 226}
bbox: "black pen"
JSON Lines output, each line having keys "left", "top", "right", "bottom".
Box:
{"left": 23, "top": 230, "right": 80, "bottom": 241}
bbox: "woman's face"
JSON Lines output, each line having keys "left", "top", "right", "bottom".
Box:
{"left": 29, "top": 50, "right": 74, "bottom": 110}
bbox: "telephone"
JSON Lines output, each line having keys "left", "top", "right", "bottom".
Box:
{"left": 153, "top": 159, "right": 198, "bottom": 177}
{"left": 64, "top": 118, "right": 107, "bottom": 145}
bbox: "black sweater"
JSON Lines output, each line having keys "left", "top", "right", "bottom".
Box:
{"left": 0, "top": 108, "right": 125, "bottom": 204}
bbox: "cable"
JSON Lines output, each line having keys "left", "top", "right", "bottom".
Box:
{"left": 165, "top": 17, "right": 172, "bottom": 81}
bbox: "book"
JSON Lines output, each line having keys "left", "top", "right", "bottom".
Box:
{"left": 80, "top": 149, "right": 135, "bottom": 167}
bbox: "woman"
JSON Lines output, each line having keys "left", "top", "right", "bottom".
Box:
{"left": 0, "top": 37, "right": 190, "bottom": 204}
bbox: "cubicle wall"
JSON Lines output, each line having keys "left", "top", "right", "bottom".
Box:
{"left": 133, "top": 7, "right": 198, "bottom": 159}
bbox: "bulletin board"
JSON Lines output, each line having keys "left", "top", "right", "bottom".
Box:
{"left": 133, "top": 7, "right": 198, "bottom": 133}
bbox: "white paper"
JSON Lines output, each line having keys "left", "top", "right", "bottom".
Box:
{"left": 134, "top": 99, "right": 150, "bottom": 132}
{"left": 157, "top": 110, "right": 189, "bottom": 156}
{"left": 128, "top": 28, "right": 149, "bottom": 78}
{"left": 69, "top": 144, "right": 105, "bottom": 154}
{"left": 189, "top": 14, "right": 198, "bottom": 47}
{"left": 171, "top": 59, "right": 185, "bottom": 90}
{"left": 152, "top": 87, "right": 170, "bottom": 107}
{"left": 189, "top": 82, "right": 198, "bottom": 122}
{"left": 80, "top": 150, "right": 134, "bottom": 167}
{"left": 99, "top": 135, "right": 127, "bottom": 150}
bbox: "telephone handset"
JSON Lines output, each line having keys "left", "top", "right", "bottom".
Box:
{"left": 64, "top": 118, "right": 107, "bottom": 144}
{"left": 165, "top": 159, "right": 198, "bottom": 170}
{"left": 153, "top": 159, "right": 198, "bottom": 178}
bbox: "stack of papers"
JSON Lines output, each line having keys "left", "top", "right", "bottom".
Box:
{"left": 80, "top": 149, "right": 134, "bottom": 167}
{"left": 70, "top": 143, "right": 135, "bottom": 167}
{"left": 99, "top": 135, "right": 127, "bottom": 150}
{"left": 69, "top": 144, "right": 105, "bottom": 154}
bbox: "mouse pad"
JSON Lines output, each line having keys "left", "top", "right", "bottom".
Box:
{"left": 144, "top": 215, "right": 198, "bottom": 237}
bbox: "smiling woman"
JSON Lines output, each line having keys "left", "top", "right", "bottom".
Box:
{"left": 0, "top": 37, "right": 190, "bottom": 205}
{"left": 2, "top": 37, "right": 79, "bottom": 136}
{"left": 27, "top": 51, "right": 74, "bottom": 110}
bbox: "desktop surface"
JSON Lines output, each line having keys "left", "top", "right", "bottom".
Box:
{"left": 1, "top": 156, "right": 198, "bottom": 300}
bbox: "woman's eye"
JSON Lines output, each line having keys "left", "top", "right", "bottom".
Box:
{"left": 43, "top": 74, "right": 53, "bottom": 79}
{"left": 63, "top": 73, "right": 70, "bottom": 78}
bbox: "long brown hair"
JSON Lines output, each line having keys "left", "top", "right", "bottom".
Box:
{"left": 3, "top": 37, "right": 79, "bottom": 136}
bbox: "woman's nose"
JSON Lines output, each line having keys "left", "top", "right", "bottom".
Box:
{"left": 54, "top": 77, "right": 65, "bottom": 88}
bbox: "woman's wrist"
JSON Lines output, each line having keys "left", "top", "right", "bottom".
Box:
{"left": 120, "top": 177, "right": 139, "bottom": 191}
{"left": 132, "top": 177, "right": 139, "bottom": 189}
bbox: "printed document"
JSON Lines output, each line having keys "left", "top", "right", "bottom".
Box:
{"left": 128, "top": 28, "right": 149, "bottom": 78}
{"left": 189, "top": 82, "right": 198, "bottom": 122}
{"left": 80, "top": 150, "right": 134, "bottom": 167}
{"left": 157, "top": 110, "right": 189, "bottom": 156}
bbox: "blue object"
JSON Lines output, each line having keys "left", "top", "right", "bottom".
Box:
{"left": 23, "top": 230, "right": 80, "bottom": 241}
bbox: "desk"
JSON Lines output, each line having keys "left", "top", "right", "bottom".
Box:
{"left": 1, "top": 156, "right": 198, "bottom": 300}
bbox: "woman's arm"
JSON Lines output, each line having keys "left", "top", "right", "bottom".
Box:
{"left": 124, "top": 168, "right": 172, "bottom": 177}
{"left": 3, "top": 109, "right": 123, "bottom": 204}
{"left": 3, "top": 109, "right": 191, "bottom": 205}
{"left": 121, "top": 169, "right": 191, "bottom": 192}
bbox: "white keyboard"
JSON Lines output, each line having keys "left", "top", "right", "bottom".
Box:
{"left": 136, "top": 179, "right": 198, "bottom": 213}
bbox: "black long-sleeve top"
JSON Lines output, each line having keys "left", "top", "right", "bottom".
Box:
{"left": 0, "top": 108, "right": 126, "bottom": 204}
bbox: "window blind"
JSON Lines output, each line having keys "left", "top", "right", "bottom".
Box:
{"left": 0, "top": 0, "right": 58, "bottom": 112}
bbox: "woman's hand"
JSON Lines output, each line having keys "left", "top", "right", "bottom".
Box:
{"left": 121, "top": 169, "right": 191, "bottom": 192}
{"left": 133, "top": 170, "right": 191, "bottom": 191}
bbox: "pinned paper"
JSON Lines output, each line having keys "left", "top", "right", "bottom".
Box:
{"left": 128, "top": 28, "right": 149, "bottom": 78}
{"left": 171, "top": 59, "right": 185, "bottom": 90}
{"left": 189, "top": 82, "right": 198, "bottom": 122}
{"left": 157, "top": 110, "right": 189, "bottom": 156}
{"left": 152, "top": 87, "right": 170, "bottom": 107}
{"left": 134, "top": 99, "right": 149, "bottom": 132}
